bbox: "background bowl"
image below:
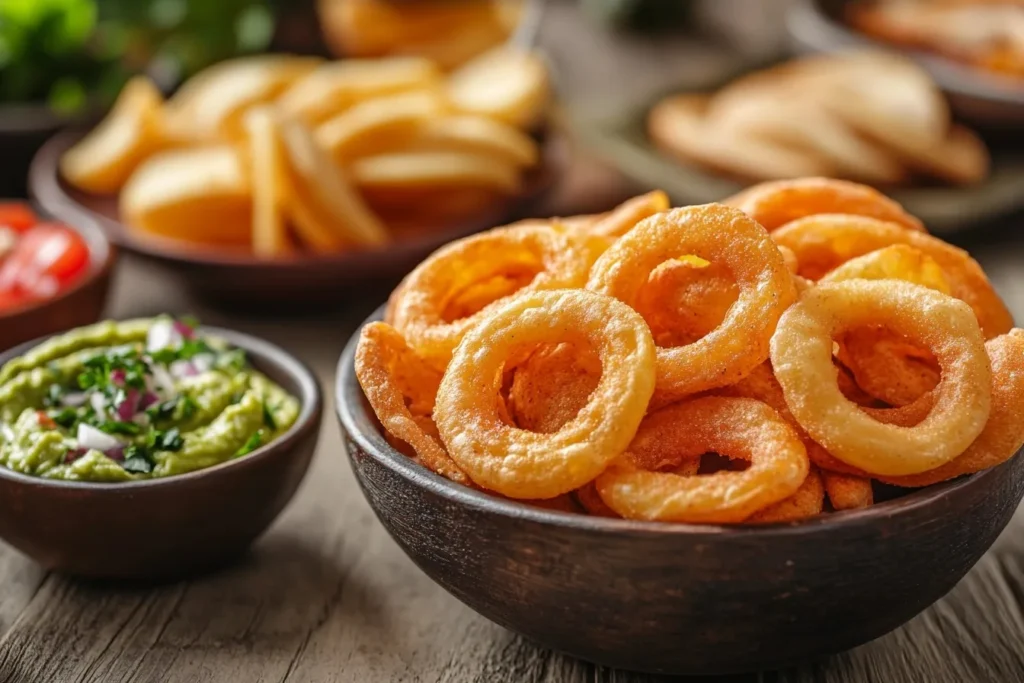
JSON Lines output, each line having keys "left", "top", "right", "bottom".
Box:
{"left": 29, "top": 129, "right": 565, "bottom": 311}
{"left": 335, "top": 308, "right": 1024, "bottom": 675}
{"left": 0, "top": 205, "right": 116, "bottom": 352}
{"left": 787, "top": 0, "right": 1024, "bottom": 128}
{"left": 0, "top": 326, "right": 322, "bottom": 580}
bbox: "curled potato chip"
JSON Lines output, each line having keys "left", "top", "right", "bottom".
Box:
{"left": 446, "top": 47, "right": 550, "bottom": 129}
{"left": 771, "top": 280, "right": 991, "bottom": 476}
{"left": 726, "top": 177, "right": 924, "bottom": 232}
{"left": 165, "top": 55, "right": 321, "bottom": 140}
{"left": 60, "top": 76, "right": 165, "bottom": 194}
{"left": 745, "top": 468, "right": 825, "bottom": 524}
{"left": 404, "top": 115, "right": 540, "bottom": 167}
{"left": 355, "top": 322, "right": 467, "bottom": 484}
{"left": 595, "top": 397, "right": 809, "bottom": 524}
{"left": 278, "top": 116, "right": 388, "bottom": 251}
{"left": 508, "top": 342, "right": 602, "bottom": 434}
{"left": 120, "top": 146, "right": 252, "bottom": 246}
{"left": 435, "top": 289, "right": 656, "bottom": 499}
{"left": 316, "top": 90, "right": 446, "bottom": 162}
{"left": 390, "top": 224, "right": 600, "bottom": 368}
{"left": 772, "top": 213, "right": 1014, "bottom": 338}
{"left": 822, "top": 471, "right": 874, "bottom": 510}
{"left": 588, "top": 204, "right": 797, "bottom": 402}
{"left": 879, "top": 330, "right": 1024, "bottom": 487}
{"left": 277, "top": 57, "right": 443, "bottom": 124}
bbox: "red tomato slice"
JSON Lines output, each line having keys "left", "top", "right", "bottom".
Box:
{"left": 0, "top": 288, "right": 27, "bottom": 312}
{"left": 0, "top": 223, "right": 90, "bottom": 300}
{"left": 0, "top": 203, "right": 37, "bottom": 233}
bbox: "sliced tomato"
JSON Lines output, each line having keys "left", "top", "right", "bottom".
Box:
{"left": 0, "top": 223, "right": 90, "bottom": 300}
{"left": 0, "top": 288, "right": 28, "bottom": 312}
{"left": 0, "top": 203, "right": 37, "bottom": 233}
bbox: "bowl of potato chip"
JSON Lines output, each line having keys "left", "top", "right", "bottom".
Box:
{"left": 30, "top": 49, "right": 558, "bottom": 307}
{"left": 336, "top": 180, "right": 1024, "bottom": 674}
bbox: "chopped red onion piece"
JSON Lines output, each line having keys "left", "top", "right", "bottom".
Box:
{"left": 111, "top": 368, "right": 126, "bottom": 385}
{"left": 64, "top": 447, "right": 88, "bottom": 463}
{"left": 105, "top": 446, "right": 125, "bottom": 462}
{"left": 173, "top": 320, "right": 195, "bottom": 339}
{"left": 115, "top": 388, "right": 140, "bottom": 421}
{"left": 139, "top": 391, "right": 159, "bottom": 410}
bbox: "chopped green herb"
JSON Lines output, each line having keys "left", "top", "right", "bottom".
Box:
{"left": 179, "top": 395, "right": 198, "bottom": 420}
{"left": 236, "top": 430, "right": 264, "bottom": 457}
{"left": 96, "top": 420, "right": 141, "bottom": 436}
{"left": 262, "top": 402, "right": 277, "bottom": 431}
{"left": 154, "top": 428, "right": 184, "bottom": 452}
{"left": 43, "top": 384, "right": 64, "bottom": 408}
{"left": 122, "top": 456, "right": 154, "bottom": 474}
{"left": 50, "top": 408, "right": 79, "bottom": 429}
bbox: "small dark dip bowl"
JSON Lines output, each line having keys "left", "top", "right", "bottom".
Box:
{"left": 336, "top": 307, "right": 1024, "bottom": 676}
{"left": 0, "top": 327, "right": 322, "bottom": 581}
{"left": 0, "top": 204, "right": 116, "bottom": 352}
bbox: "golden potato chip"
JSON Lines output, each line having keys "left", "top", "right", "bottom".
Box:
{"left": 60, "top": 76, "right": 165, "bottom": 194}
{"left": 120, "top": 146, "right": 252, "bottom": 246}
{"left": 316, "top": 90, "right": 446, "bottom": 163}
{"left": 350, "top": 152, "right": 521, "bottom": 194}
{"left": 243, "top": 106, "right": 293, "bottom": 258}
{"left": 446, "top": 47, "right": 550, "bottom": 129}
{"left": 278, "top": 116, "right": 389, "bottom": 251}
{"left": 404, "top": 115, "right": 539, "bottom": 167}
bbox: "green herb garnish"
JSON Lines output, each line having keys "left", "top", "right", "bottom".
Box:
{"left": 262, "top": 402, "right": 276, "bottom": 431}
{"left": 96, "top": 420, "right": 141, "bottom": 436}
{"left": 236, "top": 430, "right": 264, "bottom": 457}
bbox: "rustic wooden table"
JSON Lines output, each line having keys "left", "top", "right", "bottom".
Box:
{"left": 4, "top": 5, "right": 1024, "bottom": 681}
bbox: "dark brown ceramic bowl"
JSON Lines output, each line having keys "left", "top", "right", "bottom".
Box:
{"left": 787, "top": 0, "right": 1024, "bottom": 128}
{"left": 29, "top": 129, "right": 564, "bottom": 311}
{"left": 336, "top": 307, "right": 1024, "bottom": 675}
{"left": 0, "top": 204, "right": 116, "bottom": 352}
{"left": 0, "top": 326, "right": 322, "bottom": 580}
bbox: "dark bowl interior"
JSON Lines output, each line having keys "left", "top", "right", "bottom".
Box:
{"left": 335, "top": 306, "right": 1024, "bottom": 675}
{"left": 0, "top": 325, "right": 323, "bottom": 580}
{"left": 787, "top": 0, "right": 1024, "bottom": 128}
{"left": 29, "top": 129, "right": 565, "bottom": 311}
{"left": 0, "top": 202, "right": 116, "bottom": 352}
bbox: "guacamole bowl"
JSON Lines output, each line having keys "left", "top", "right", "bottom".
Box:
{"left": 335, "top": 308, "right": 1024, "bottom": 675}
{"left": 0, "top": 326, "right": 322, "bottom": 580}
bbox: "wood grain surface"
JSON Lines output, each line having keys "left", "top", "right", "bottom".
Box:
{"left": 3, "top": 2, "right": 1024, "bottom": 680}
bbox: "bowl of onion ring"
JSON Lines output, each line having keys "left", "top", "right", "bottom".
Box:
{"left": 337, "top": 305, "right": 1024, "bottom": 676}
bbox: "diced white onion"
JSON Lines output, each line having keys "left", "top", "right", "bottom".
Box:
{"left": 89, "top": 392, "right": 107, "bottom": 418}
{"left": 146, "top": 319, "right": 182, "bottom": 353}
{"left": 76, "top": 423, "right": 121, "bottom": 451}
{"left": 151, "top": 364, "right": 176, "bottom": 396}
{"left": 191, "top": 353, "right": 215, "bottom": 373}
{"left": 60, "top": 391, "right": 88, "bottom": 408}
{"left": 169, "top": 359, "right": 198, "bottom": 379}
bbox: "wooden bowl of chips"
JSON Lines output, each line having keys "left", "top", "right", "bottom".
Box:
{"left": 335, "top": 306, "right": 1024, "bottom": 675}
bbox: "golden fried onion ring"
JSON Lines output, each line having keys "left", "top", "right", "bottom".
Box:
{"left": 771, "top": 280, "right": 991, "bottom": 476}
{"left": 595, "top": 396, "right": 809, "bottom": 523}
{"left": 434, "top": 289, "right": 656, "bottom": 499}
{"left": 588, "top": 204, "right": 797, "bottom": 401}
{"left": 355, "top": 322, "right": 468, "bottom": 484}
{"left": 390, "top": 224, "right": 598, "bottom": 368}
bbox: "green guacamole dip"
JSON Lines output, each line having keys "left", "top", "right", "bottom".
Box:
{"left": 0, "top": 318, "right": 300, "bottom": 482}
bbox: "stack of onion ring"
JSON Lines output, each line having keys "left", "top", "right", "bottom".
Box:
{"left": 355, "top": 178, "right": 1023, "bottom": 525}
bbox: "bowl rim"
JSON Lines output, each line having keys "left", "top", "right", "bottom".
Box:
{"left": 336, "top": 305, "right": 1005, "bottom": 538}
{"left": 29, "top": 128, "right": 563, "bottom": 270}
{"left": 786, "top": 0, "right": 1024, "bottom": 106}
{"left": 0, "top": 322, "right": 322, "bottom": 491}
{"left": 0, "top": 200, "right": 116, "bottom": 321}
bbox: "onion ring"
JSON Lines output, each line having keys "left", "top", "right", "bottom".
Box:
{"left": 389, "top": 224, "right": 599, "bottom": 368}
{"left": 771, "top": 279, "right": 991, "bottom": 476}
{"left": 822, "top": 471, "right": 874, "bottom": 510}
{"left": 725, "top": 177, "right": 924, "bottom": 232}
{"left": 879, "top": 330, "right": 1024, "bottom": 487}
{"left": 355, "top": 322, "right": 468, "bottom": 484}
{"left": 587, "top": 204, "right": 797, "bottom": 401}
{"left": 634, "top": 258, "right": 739, "bottom": 349}
{"left": 594, "top": 397, "right": 809, "bottom": 523}
{"left": 745, "top": 468, "right": 825, "bottom": 524}
{"left": 434, "top": 289, "right": 656, "bottom": 499}
{"left": 508, "top": 342, "right": 602, "bottom": 434}
{"left": 584, "top": 190, "right": 670, "bottom": 238}
{"left": 772, "top": 214, "right": 1013, "bottom": 338}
